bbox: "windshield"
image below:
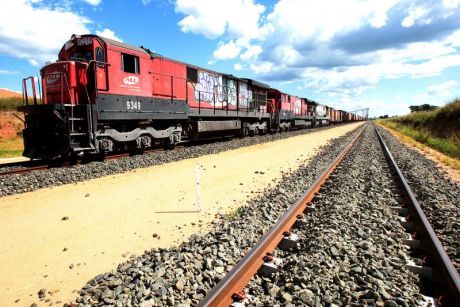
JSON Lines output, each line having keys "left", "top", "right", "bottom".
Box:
{"left": 69, "top": 50, "right": 93, "bottom": 62}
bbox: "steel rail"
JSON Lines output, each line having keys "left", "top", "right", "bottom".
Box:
{"left": 0, "top": 164, "right": 50, "bottom": 176}
{"left": 374, "top": 126, "right": 460, "bottom": 305}
{"left": 199, "top": 126, "right": 366, "bottom": 307}
{"left": 0, "top": 123, "right": 358, "bottom": 177}
{"left": 0, "top": 146, "right": 183, "bottom": 176}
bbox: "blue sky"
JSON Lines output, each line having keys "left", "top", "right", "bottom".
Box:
{"left": 1, "top": 0, "right": 460, "bottom": 117}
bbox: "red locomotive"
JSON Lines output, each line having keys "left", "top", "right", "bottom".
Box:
{"left": 19, "top": 34, "right": 363, "bottom": 160}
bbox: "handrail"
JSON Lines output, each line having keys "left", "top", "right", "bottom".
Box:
{"left": 22, "top": 76, "right": 37, "bottom": 106}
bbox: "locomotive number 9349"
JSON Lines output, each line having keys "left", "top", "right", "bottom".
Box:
{"left": 126, "top": 100, "right": 141, "bottom": 111}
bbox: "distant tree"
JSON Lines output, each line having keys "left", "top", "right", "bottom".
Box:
{"left": 409, "top": 104, "right": 438, "bottom": 113}
{"left": 378, "top": 115, "right": 389, "bottom": 119}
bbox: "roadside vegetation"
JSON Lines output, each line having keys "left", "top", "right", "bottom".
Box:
{"left": 0, "top": 96, "right": 42, "bottom": 110}
{"left": 0, "top": 97, "right": 23, "bottom": 110}
{"left": 379, "top": 99, "right": 460, "bottom": 166}
{"left": 0, "top": 138, "right": 23, "bottom": 158}
{"left": 0, "top": 103, "right": 24, "bottom": 158}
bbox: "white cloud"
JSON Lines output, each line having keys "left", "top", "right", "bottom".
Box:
{"left": 445, "top": 29, "right": 460, "bottom": 47}
{"left": 0, "top": 1, "right": 121, "bottom": 67}
{"left": 175, "top": 0, "right": 267, "bottom": 61}
{"left": 252, "top": 1, "right": 460, "bottom": 98}
{"left": 402, "top": 5, "right": 430, "bottom": 28}
{"left": 443, "top": 0, "right": 460, "bottom": 9}
{"left": 0, "top": 70, "right": 17, "bottom": 74}
{"left": 412, "top": 80, "right": 459, "bottom": 106}
{"left": 96, "top": 28, "right": 123, "bottom": 42}
{"left": 0, "top": 0, "right": 90, "bottom": 66}
{"left": 250, "top": 61, "right": 274, "bottom": 74}
{"left": 266, "top": 0, "right": 398, "bottom": 43}
{"left": 83, "top": 0, "right": 102, "bottom": 5}
{"left": 233, "top": 63, "right": 244, "bottom": 71}
{"left": 298, "top": 50, "right": 460, "bottom": 97}
{"left": 175, "top": 0, "right": 266, "bottom": 39}
{"left": 142, "top": 0, "right": 152, "bottom": 4}
{"left": 427, "top": 80, "right": 459, "bottom": 96}
{"left": 240, "top": 44, "right": 262, "bottom": 61}
{"left": 213, "top": 40, "right": 242, "bottom": 60}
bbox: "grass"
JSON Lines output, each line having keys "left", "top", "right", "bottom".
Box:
{"left": 0, "top": 97, "right": 42, "bottom": 110}
{"left": 0, "top": 97, "right": 23, "bottom": 110}
{"left": 381, "top": 121, "right": 460, "bottom": 158}
{"left": 379, "top": 123, "right": 460, "bottom": 170}
{"left": 378, "top": 98, "right": 460, "bottom": 167}
{"left": 0, "top": 137, "right": 23, "bottom": 158}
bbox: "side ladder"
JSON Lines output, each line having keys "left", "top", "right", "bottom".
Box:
{"left": 66, "top": 104, "right": 94, "bottom": 152}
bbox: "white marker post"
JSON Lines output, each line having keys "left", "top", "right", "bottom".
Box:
{"left": 195, "top": 162, "right": 202, "bottom": 212}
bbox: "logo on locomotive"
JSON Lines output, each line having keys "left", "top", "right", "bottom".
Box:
{"left": 46, "top": 72, "right": 60, "bottom": 85}
{"left": 123, "top": 76, "right": 139, "bottom": 86}
{"left": 77, "top": 37, "right": 92, "bottom": 46}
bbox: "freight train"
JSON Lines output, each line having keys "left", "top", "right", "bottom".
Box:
{"left": 19, "top": 34, "right": 364, "bottom": 160}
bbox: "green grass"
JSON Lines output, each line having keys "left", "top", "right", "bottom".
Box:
{"left": 0, "top": 97, "right": 22, "bottom": 110}
{"left": 0, "top": 149, "right": 23, "bottom": 158}
{"left": 379, "top": 99, "right": 460, "bottom": 159}
{"left": 0, "top": 137, "right": 23, "bottom": 158}
{"left": 0, "top": 97, "right": 42, "bottom": 110}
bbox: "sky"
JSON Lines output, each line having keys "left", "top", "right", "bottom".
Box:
{"left": 1, "top": 0, "right": 460, "bottom": 117}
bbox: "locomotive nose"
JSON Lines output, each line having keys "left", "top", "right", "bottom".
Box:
{"left": 20, "top": 104, "right": 71, "bottom": 160}
{"left": 42, "top": 62, "right": 77, "bottom": 105}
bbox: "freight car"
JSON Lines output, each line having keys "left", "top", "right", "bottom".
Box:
{"left": 19, "top": 34, "right": 362, "bottom": 160}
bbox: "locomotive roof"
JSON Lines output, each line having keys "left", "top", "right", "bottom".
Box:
{"left": 99, "top": 36, "right": 150, "bottom": 55}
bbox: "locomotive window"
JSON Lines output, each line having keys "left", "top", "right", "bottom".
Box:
{"left": 122, "top": 53, "right": 139, "bottom": 74}
{"left": 187, "top": 67, "right": 198, "bottom": 82}
{"left": 70, "top": 51, "right": 93, "bottom": 62}
{"left": 96, "top": 47, "right": 104, "bottom": 63}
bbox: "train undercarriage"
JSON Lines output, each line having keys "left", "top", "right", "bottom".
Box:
{"left": 19, "top": 102, "right": 324, "bottom": 160}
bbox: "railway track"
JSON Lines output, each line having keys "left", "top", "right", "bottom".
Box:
{"left": 0, "top": 124, "right": 349, "bottom": 178}
{"left": 0, "top": 147, "right": 174, "bottom": 177}
{"left": 200, "top": 124, "right": 460, "bottom": 306}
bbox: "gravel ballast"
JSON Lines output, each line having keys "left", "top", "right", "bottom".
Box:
{"left": 245, "top": 124, "right": 424, "bottom": 306}
{"left": 65, "top": 125, "right": 364, "bottom": 306}
{"left": 0, "top": 124, "right": 355, "bottom": 197}
{"left": 376, "top": 125, "right": 460, "bottom": 264}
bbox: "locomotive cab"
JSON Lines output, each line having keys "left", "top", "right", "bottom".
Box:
{"left": 19, "top": 35, "right": 106, "bottom": 159}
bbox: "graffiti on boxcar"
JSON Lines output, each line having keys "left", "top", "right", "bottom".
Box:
{"left": 238, "top": 82, "right": 252, "bottom": 108}
{"left": 194, "top": 70, "right": 223, "bottom": 105}
{"left": 294, "top": 97, "right": 301, "bottom": 114}
{"left": 224, "top": 79, "right": 237, "bottom": 106}
{"left": 316, "top": 104, "right": 326, "bottom": 117}
{"left": 192, "top": 71, "right": 253, "bottom": 108}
